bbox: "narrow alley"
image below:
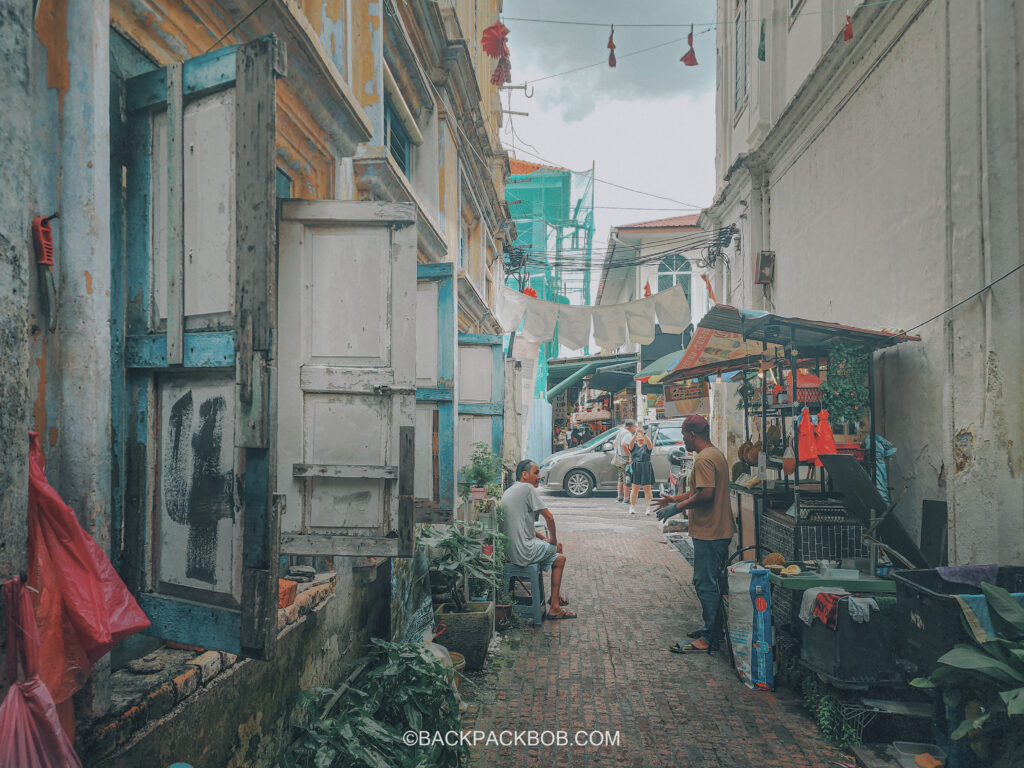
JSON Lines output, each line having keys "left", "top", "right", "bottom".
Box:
{"left": 466, "top": 491, "right": 844, "bottom": 768}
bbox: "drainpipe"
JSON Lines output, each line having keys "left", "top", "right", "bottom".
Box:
{"left": 545, "top": 363, "right": 599, "bottom": 403}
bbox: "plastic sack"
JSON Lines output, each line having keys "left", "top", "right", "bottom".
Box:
{"left": 0, "top": 579, "right": 83, "bottom": 768}
{"left": 27, "top": 432, "right": 149, "bottom": 703}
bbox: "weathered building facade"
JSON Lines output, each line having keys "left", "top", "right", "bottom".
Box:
{"left": 0, "top": 0, "right": 512, "bottom": 764}
{"left": 702, "top": 0, "right": 1023, "bottom": 564}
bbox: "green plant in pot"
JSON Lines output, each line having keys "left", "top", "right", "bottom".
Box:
{"left": 420, "top": 521, "right": 497, "bottom": 670}
{"left": 910, "top": 582, "right": 1024, "bottom": 767}
{"left": 459, "top": 442, "right": 502, "bottom": 502}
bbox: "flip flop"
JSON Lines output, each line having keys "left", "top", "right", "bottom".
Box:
{"left": 548, "top": 596, "right": 570, "bottom": 606}
{"left": 546, "top": 610, "right": 578, "bottom": 620}
{"left": 669, "top": 641, "right": 711, "bottom": 654}
{"left": 686, "top": 628, "right": 705, "bottom": 639}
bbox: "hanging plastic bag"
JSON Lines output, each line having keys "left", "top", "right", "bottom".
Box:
{"left": 27, "top": 432, "right": 149, "bottom": 704}
{"left": 0, "top": 579, "right": 83, "bottom": 768}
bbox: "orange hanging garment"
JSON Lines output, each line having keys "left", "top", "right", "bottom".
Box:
{"left": 797, "top": 407, "right": 818, "bottom": 467}
{"left": 814, "top": 409, "right": 837, "bottom": 467}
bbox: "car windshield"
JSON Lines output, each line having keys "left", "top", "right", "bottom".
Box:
{"left": 581, "top": 427, "right": 617, "bottom": 449}
{"left": 655, "top": 426, "right": 685, "bottom": 446}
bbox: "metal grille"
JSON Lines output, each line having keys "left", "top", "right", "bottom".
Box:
{"left": 759, "top": 513, "right": 868, "bottom": 561}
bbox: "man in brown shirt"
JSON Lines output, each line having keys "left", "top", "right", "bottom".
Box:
{"left": 653, "top": 414, "right": 735, "bottom": 652}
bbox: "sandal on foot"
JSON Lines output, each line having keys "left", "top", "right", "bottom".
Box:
{"left": 548, "top": 596, "right": 570, "bottom": 606}
{"left": 686, "top": 628, "right": 705, "bottom": 639}
{"left": 669, "top": 641, "right": 710, "bottom": 654}
{"left": 546, "top": 610, "right": 578, "bottom": 620}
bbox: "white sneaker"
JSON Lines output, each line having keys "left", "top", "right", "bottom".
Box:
{"left": 644, "top": 509, "right": 651, "bottom": 516}
{"left": 629, "top": 506, "right": 636, "bottom": 515}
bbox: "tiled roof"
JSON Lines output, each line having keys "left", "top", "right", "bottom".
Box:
{"left": 509, "top": 157, "right": 566, "bottom": 175}
{"left": 618, "top": 214, "right": 701, "bottom": 229}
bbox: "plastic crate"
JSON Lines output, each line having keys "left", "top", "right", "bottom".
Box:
{"left": 893, "top": 567, "right": 1024, "bottom": 675}
{"left": 800, "top": 595, "right": 902, "bottom": 689}
{"left": 834, "top": 443, "right": 866, "bottom": 460}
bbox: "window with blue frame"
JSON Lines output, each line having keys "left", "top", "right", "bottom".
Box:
{"left": 384, "top": 99, "right": 413, "bottom": 179}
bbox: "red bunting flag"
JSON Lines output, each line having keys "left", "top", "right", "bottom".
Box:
{"left": 843, "top": 15, "right": 854, "bottom": 41}
{"left": 608, "top": 25, "right": 617, "bottom": 68}
{"left": 681, "top": 24, "right": 698, "bottom": 66}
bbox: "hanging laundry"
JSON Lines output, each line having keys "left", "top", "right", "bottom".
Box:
{"left": 557, "top": 304, "right": 592, "bottom": 351}
{"left": 592, "top": 304, "right": 627, "bottom": 350}
{"left": 653, "top": 283, "right": 691, "bottom": 333}
{"left": 607, "top": 25, "right": 617, "bottom": 67}
{"left": 843, "top": 15, "right": 854, "bottom": 41}
{"left": 497, "top": 288, "right": 527, "bottom": 333}
{"left": 814, "top": 408, "right": 837, "bottom": 466}
{"left": 521, "top": 296, "right": 558, "bottom": 342}
{"left": 623, "top": 300, "right": 656, "bottom": 345}
{"left": 758, "top": 20, "right": 766, "bottom": 61}
{"left": 681, "top": 24, "right": 698, "bottom": 66}
{"left": 797, "top": 407, "right": 819, "bottom": 466}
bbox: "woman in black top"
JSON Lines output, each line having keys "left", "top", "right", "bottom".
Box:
{"left": 627, "top": 425, "right": 654, "bottom": 515}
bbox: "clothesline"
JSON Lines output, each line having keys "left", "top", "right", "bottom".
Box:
{"left": 499, "top": 284, "right": 691, "bottom": 351}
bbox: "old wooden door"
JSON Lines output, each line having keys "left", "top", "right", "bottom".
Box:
{"left": 457, "top": 333, "right": 505, "bottom": 477}
{"left": 112, "top": 37, "right": 284, "bottom": 658}
{"left": 276, "top": 201, "right": 417, "bottom": 558}
{"left": 414, "top": 263, "right": 457, "bottom": 523}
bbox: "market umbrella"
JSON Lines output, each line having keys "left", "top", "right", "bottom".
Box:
{"left": 635, "top": 349, "right": 684, "bottom": 384}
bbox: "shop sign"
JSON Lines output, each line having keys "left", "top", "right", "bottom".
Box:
{"left": 664, "top": 381, "right": 709, "bottom": 417}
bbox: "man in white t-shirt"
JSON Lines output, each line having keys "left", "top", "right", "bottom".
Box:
{"left": 613, "top": 420, "right": 636, "bottom": 503}
{"left": 501, "top": 460, "right": 576, "bottom": 619}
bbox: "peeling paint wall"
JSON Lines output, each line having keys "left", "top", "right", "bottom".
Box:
{"left": 0, "top": 0, "right": 33, "bottom": 582}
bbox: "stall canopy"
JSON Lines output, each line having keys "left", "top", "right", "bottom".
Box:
{"left": 662, "top": 305, "right": 919, "bottom": 382}
{"left": 635, "top": 349, "right": 684, "bottom": 384}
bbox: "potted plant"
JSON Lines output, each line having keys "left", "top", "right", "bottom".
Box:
{"left": 459, "top": 442, "right": 503, "bottom": 502}
{"left": 420, "top": 521, "right": 497, "bottom": 670}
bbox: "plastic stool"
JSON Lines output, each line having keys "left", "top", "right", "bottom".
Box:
{"left": 504, "top": 562, "right": 545, "bottom": 627}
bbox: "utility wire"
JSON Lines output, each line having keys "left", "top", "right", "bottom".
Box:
{"left": 898, "top": 261, "right": 1024, "bottom": 337}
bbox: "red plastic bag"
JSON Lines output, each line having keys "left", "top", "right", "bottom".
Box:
{"left": 0, "top": 579, "right": 83, "bottom": 768}
{"left": 27, "top": 432, "right": 149, "bottom": 703}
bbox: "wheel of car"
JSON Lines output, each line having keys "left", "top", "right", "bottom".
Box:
{"left": 563, "top": 469, "right": 594, "bottom": 498}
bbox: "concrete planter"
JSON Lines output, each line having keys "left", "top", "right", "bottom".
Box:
{"left": 434, "top": 601, "right": 494, "bottom": 670}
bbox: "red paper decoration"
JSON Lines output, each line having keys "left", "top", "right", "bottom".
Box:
{"left": 608, "top": 25, "right": 617, "bottom": 68}
{"left": 681, "top": 24, "right": 698, "bottom": 66}
{"left": 482, "top": 21, "right": 512, "bottom": 85}
{"left": 843, "top": 15, "right": 854, "bottom": 41}
{"left": 522, "top": 287, "right": 538, "bottom": 298}
{"left": 643, "top": 281, "right": 652, "bottom": 297}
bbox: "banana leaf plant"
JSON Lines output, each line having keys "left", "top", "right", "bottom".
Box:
{"left": 911, "top": 582, "right": 1024, "bottom": 741}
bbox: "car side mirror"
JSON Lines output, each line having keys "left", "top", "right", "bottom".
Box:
{"left": 599, "top": 443, "right": 613, "bottom": 452}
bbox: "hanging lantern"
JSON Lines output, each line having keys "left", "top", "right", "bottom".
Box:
{"left": 608, "top": 25, "right": 617, "bottom": 68}
{"left": 482, "top": 21, "right": 512, "bottom": 85}
{"left": 681, "top": 24, "right": 698, "bottom": 67}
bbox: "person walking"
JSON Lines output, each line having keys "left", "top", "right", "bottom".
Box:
{"left": 627, "top": 425, "right": 654, "bottom": 516}
{"left": 652, "top": 414, "right": 734, "bottom": 652}
{"left": 612, "top": 420, "right": 636, "bottom": 503}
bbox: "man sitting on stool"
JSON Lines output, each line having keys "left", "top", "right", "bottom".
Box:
{"left": 501, "top": 459, "right": 576, "bottom": 619}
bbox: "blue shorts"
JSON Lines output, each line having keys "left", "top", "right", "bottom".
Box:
{"left": 531, "top": 541, "right": 559, "bottom": 572}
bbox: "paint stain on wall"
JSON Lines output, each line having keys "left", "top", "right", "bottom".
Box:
{"left": 34, "top": 0, "right": 70, "bottom": 116}
{"left": 165, "top": 391, "right": 234, "bottom": 584}
{"left": 954, "top": 426, "right": 975, "bottom": 474}
{"left": 49, "top": 427, "right": 58, "bottom": 448}
{"left": 84, "top": 270, "right": 93, "bottom": 294}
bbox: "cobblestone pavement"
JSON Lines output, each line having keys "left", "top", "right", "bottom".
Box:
{"left": 464, "top": 490, "right": 848, "bottom": 768}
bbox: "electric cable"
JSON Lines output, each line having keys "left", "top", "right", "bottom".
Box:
{"left": 897, "top": 261, "right": 1024, "bottom": 337}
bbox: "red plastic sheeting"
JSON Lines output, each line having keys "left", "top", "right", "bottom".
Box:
{"left": 0, "top": 579, "right": 83, "bottom": 768}
{"left": 26, "top": 432, "right": 149, "bottom": 704}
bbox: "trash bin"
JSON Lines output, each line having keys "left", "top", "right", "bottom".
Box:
{"left": 892, "top": 567, "right": 1024, "bottom": 676}
{"left": 800, "top": 595, "right": 902, "bottom": 689}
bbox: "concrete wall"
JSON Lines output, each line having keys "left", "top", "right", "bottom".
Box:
{"left": 706, "top": 0, "right": 1024, "bottom": 564}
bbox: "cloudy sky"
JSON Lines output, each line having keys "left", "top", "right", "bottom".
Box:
{"left": 499, "top": 0, "right": 719, "bottom": 295}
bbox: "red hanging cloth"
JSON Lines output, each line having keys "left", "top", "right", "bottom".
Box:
{"left": 814, "top": 409, "right": 838, "bottom": 467}
{"left": 608, "top": 25, "right": 617, "bottom": 68}
{"left": 643, "top": 281, "right": 652, "bottom": 297}
{"left": 843, "top": 15, "right": 854, "bottom": 41}
{"left": 797, "top": 407, "right": 819, "bottom": 466}
{"left": 481, "top": 21, "right": 510, "bottom": 59}
{"left": 27, "top": 432, "right": 150, "bottom": 704}
{"left": 681, "top": 24, "right": 698, "bottom": 66}
{"left": 0, "top": 579, "right": 83, "bottom": 768}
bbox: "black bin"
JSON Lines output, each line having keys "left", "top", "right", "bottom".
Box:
{"left": 800, "top": 595, "right": 902, "bottom": 689}
{"left": 892, "top": 567, "right": 1024, "bottom": 676}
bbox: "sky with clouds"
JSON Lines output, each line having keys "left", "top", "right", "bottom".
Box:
{"left": 499, "top": 0, "right": 719, "bottom": 297}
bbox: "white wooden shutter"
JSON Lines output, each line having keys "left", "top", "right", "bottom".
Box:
{"left": 457, "top": 333, "right": 505, "bottom": 472}
{"left": 277, "top": 201, "right": 416, "bottom": 557}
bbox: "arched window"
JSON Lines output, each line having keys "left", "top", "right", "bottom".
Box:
{"left": 657, "top": 253, "right": 692, "bottom": 302}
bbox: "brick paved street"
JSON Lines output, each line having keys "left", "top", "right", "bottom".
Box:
{"left": 465, "top": 490, "right": 848, "bottom": 768}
